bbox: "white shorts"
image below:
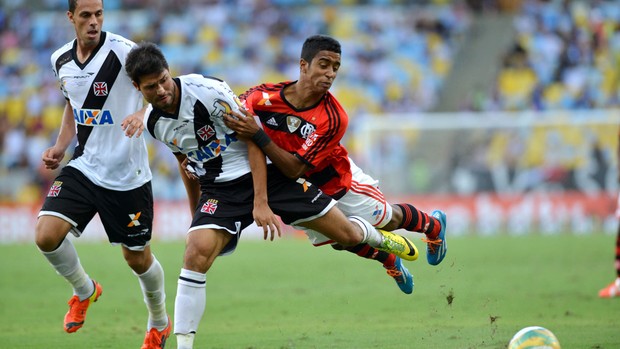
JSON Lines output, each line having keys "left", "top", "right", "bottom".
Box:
{"left": 299, "top": 157, "right": 392, "bottom": 246}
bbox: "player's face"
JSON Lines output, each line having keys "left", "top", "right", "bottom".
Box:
{"left": 68, "top": 0, "right": 104, "bottom": 47}
{"left": 136, "top": 70, "right": 178, "bottom": 113}
{"left": 302, "top": 50, "right": 341, "bottom": 94}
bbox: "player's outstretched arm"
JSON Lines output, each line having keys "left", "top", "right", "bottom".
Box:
{"left": 247, "top": 141, "right": 282, "bottom": 241}
{"left": 121, "top": 106, "right": 148, "bottom": 138}
{"left": 225, "top": 110, "right": 311, "bottom": 179}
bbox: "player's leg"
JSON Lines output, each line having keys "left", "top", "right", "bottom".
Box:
{"left": 175, "top": 228, "right": 235, "bottom": 349}
{"left": 174, "top": 179, "right": 254, "bottom": 349}
{"left": 347, "top": 157, "right": 447, "bottom": 265}
{"left": 599, "top": 217, "right": 620, "bottom": 298}
{"left": 266, "top": 167, "right": 417, "bottom": 261}
{"left": 34, "top": 167, "right": 100, "bottom": 333}
{"left": 99, "top": 181, "right": 170, "bottom": 348}
{"left": 330, "top": 242, "right": 413, "bottom": 294}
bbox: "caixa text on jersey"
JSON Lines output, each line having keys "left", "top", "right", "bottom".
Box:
{"left": 72, "top": 108, "right": 114, "bottom": 126}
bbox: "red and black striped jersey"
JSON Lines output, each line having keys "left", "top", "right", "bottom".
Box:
{"left": 241, "top": 81, "right": 351, "bottom": 197}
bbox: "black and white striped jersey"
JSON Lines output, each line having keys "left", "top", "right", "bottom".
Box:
{"left": 51, "top": 31, "right": 151, "bottom": 191}
{"left": 144, "top": 74, "right": 251, "bottom": 183}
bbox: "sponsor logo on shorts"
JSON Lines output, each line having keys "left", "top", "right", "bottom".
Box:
{"left": 372, "top": 204, "right": 383, "bottom": 221}
{"left": 296, "top": 178, "right": 312, "bottom": 192}
{"left": 127, "top": 228, "right": 150, "bottom": 238}
{"left": 127, "top": 212, "right": 142, "bottom": 227}
{"left": 47, "top": 181, "right": 63, "bottom": 197}
{"left": 201, "top": 199, "right": 219, "bottom": 214}
{"left": 311, "top": 189, "right": 323, "bottom": 203}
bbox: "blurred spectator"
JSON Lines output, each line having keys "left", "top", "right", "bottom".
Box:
{"left": 0, "top": 0, "right": 471, "bottom": 203}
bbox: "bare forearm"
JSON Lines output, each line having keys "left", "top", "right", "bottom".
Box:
{"left": 248, "top": 141, "right": 268, "bottom": 205}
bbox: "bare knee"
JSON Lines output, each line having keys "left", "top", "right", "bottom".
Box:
{"left": 34, "top": 216, "right": 71, "bottom": 252}
{"left": 183, "top": 229, "right": 231, "bottom": 273}
{"left": 335, "top": 224, "right": 364, "bottom": 246}
{"left": 122, "top": 246, "right": 153, "bottom": 274}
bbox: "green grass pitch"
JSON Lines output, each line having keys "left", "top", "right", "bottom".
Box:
{"left": 1, "top": 234, "right": 619, "bottom": 348}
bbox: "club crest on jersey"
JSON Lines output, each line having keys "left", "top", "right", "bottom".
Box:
{"left": 212, "top": 99, "right": 232, "bottom": 118}
{"left": 286, "top": 116, "right": 302, "bottom": 133}
{"left": 201, "top": 199, "right": 219, "bottom": 214}
{"left": 197, "top": 125, "right": 215, "bottom": 141}
{"left": 299, "top": 124, "right": 316, "bottom": 139}
{"left": 73, "top": 108, "right": 114, "bottom": 126}
{"left": 93, "top": 82, "right": 108, "bottom": 96}
{"left": 47, "top": 181, "right": 63, "bottom": 197}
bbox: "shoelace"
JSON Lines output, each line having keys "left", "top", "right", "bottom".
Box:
{"left": 385, "top": 267, "right": 403, "bottom": 280}
{"left": 67, "top": 296, "right": 87, "bottom": 316}
{"left": 143, "top": 328, "right": 164, "bottom": 348}
{"left": 421, "top": 237, "right": 443, "bottom": 253}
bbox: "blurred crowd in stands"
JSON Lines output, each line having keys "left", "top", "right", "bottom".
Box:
{"left": 0, "top": 0, "right": 618, "bottom": 204}
{"left": 477, "top": 0, "right": 620, "bottom": 111}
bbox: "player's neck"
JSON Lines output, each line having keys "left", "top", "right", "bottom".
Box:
{"left": 284, "top": 82, "right": 323, "bottom": 109}
{"left": 75, "top": 40, "right": 99, "bottom": 63}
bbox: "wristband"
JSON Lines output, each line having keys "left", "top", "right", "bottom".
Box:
{"left": 251, "top": 129, "right": 272, "bottom": 148}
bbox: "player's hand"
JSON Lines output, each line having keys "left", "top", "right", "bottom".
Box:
{"left": 41, "top": 146, "right": 65, "bottom": 170}
{"left": 121, "top": 112, "right": 145, "bottom": 138}
{"left": 224, "top": 109, "right": 261, "bottom": 140}
{"left": 252, "top": 203, "right": 282, "bottom": 241}
{"left": 181, "top": 157, "right": 199, "bottom": 181}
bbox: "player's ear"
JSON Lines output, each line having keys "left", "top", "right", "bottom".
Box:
{"left": 300, "top": 59, "right": 308, "bottom": 74}
{"left": 67, "top": 11, "right": 74, "bottom": 23}
{"left": 132, "top": 81, "right": 140, "bottom": 91}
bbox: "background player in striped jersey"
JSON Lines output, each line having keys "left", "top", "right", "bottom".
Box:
{"left": 34, "top": 1, "right": 170, "bottom": 348}
{"left": 122, "top": 41, "right": 418, "bottom": 349}
{"left": 224, "top": 34, "right": 448, "bottom": 295}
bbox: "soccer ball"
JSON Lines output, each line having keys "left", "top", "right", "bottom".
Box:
{"left": 507, "top": 326, "right": 561, "bottom": 349}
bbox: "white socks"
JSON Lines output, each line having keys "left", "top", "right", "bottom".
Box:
{"left": 348, "top": 216, "right": 383, "bottom": 247}
{"left": 40, "top": 238, "right": 93, "bottom": 300}
{"left": 135, "top": 256, "right": 168, "bottom": 331}
{"left": 174, "top": 268, "right": 207, "bottom": 348}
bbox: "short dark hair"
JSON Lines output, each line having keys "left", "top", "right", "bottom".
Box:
{"left": 300, "top": 35, "right": 341, "bottom": 64}
{"left": 68, "top": 0, "right": 104, "bottom": 13}
{"left": 125, "top": 42, "right": 169, "bottom": 85}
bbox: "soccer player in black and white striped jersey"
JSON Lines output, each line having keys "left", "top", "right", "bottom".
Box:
{"left": 34, "top": 1, "right": 170, "bottom": 347}
{"left": 122, "top": 41, "right": 418, "bottom": 349}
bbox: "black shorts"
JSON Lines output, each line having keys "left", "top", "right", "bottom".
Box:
{"left": 39, "top": 166, "right": 154, "bottom": 249}
{"left": 192, "top": 164, "right": 336, "bottom": 254}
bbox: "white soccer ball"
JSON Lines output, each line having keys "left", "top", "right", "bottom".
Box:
{"left": 507, "top": 326, "right": 561, "bottom": 349}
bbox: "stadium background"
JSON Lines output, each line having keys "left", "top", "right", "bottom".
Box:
{"left": 0, "top": 0, "right": 618, "bottom": 242}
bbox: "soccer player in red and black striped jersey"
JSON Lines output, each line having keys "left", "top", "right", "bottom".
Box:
{"left": 34, "top": 1, "right": 169, "bottom": 347}
{"left": 599, "top": 130, "right": 620, "bottom": 298}
{"left": 225, "top": 34, "right": 449, "bottom": 294}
